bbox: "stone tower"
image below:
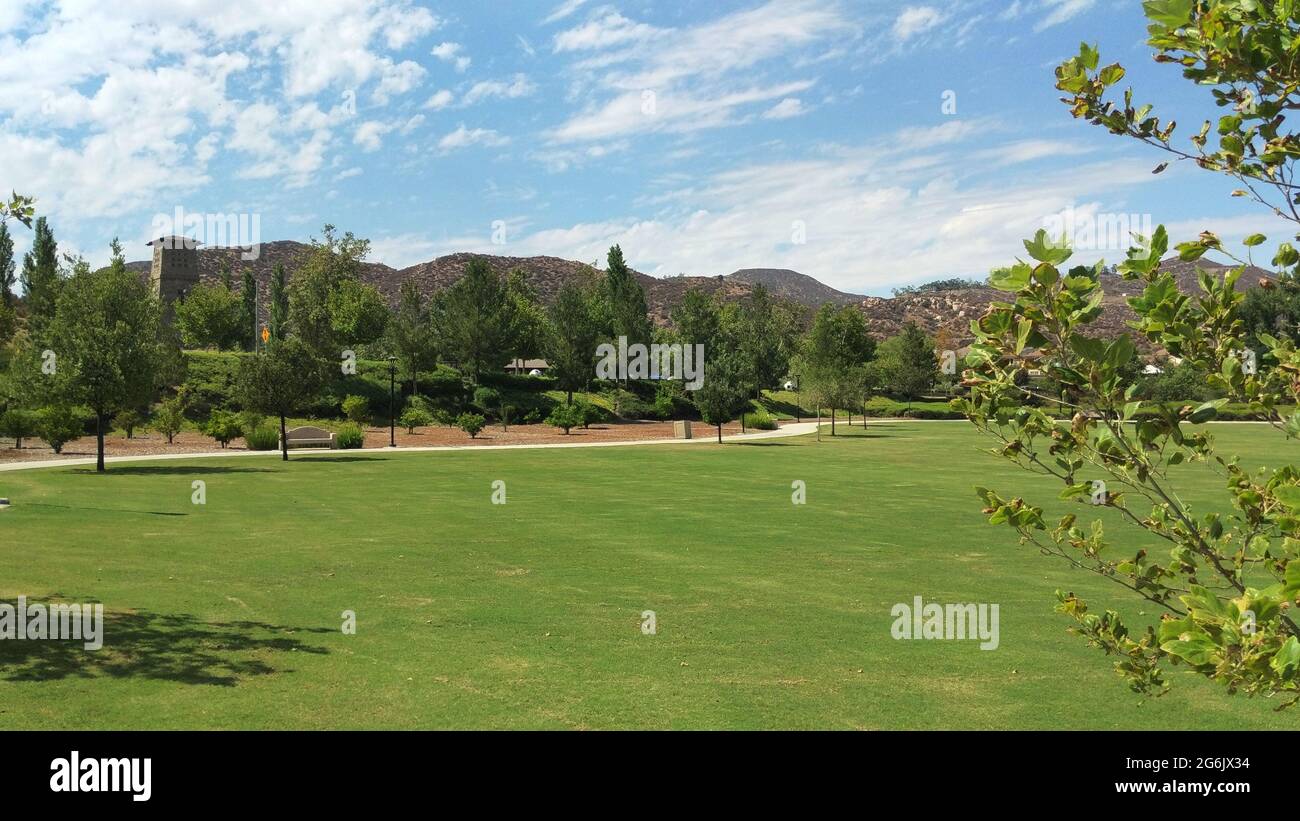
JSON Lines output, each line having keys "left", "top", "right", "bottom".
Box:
{"left": 148, "top": 235, "right": 201, "bottom": 320}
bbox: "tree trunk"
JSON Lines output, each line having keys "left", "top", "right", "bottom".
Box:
{"left": 280, "top": 413, "right": 288, "bottom": 461}
{"left": 716, "top": 422, "right": 722, "bottom": 443}
{"left": 816, "top": 408, "right": 821, "bottom": 441}
{"left": 831, "top": 408, "right": 836, "bottom": 436}
{"left": 95, "top": 412, "right": 105, "bottom": 472}
{"left": 566, "top": 389, "right": 573, "bottom": 405}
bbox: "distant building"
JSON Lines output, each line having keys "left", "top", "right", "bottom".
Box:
{"left": 506, "top": 358, "right": 548, "bottom": 374}
{"left": 148, "top": 236, "right": 201, "bottom": 321}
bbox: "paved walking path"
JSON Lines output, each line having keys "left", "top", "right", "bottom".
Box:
{"left": 0, "top": 421, "right": 823, "bottom": 472}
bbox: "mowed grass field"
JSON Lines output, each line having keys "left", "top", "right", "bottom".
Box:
{"left": 0, "top": 421, "right": 1295, "bottom": 729}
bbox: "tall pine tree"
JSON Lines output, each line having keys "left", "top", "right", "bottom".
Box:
{"left": 240, "top": 268, "right": 257, "bottom": 350}
{"left": 0, "top": 222, "right": 14, "bottom": 306}
{"left": 20, "top": 216, "right": 59, "bottom": 330}
{"left": 603, "top": 244, "right": 650, "bottom": 346}
{"left": 269, "top": 262, "right": 288, "bottom": 341}
{"left": 546, "top": 273, "right": 603, "bottom": 404}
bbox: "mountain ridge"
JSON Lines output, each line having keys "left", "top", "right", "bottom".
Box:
{"left": 127, "top": 242, "right": 1272, "bottom": 354}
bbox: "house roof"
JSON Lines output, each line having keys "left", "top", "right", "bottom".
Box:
{"left": 147, "top": 236, "right": 202, "bottom": 248}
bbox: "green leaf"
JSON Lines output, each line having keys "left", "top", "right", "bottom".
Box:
{"left": 1023, "top": 229, "right": 1073, "bottom": 265}
{"left": 1274, "top": 485, "right": 1300, "bottom": 511}
{"left": 988, "top": 263, "right": 1032, "bottom": 292}
{"left": 1143, "top": 0, "right": 1193, "bottom": 27}
{"left": 1189, "top": 398, "right": 1227, "bottom": 424}
{"left": 1271, "top": 637, "right": 1300, "bottom": 677}
{"left": 1098, "top": 63, "right": 1126, "bottom": 87}
{"left": 1078, "top": 42, "right": 1099, "bottom": 71}
{"left": 1243, "top": 233, "right": 1267, "bottom": 247}
{"left": 1162, "top": 636, "right": 1218, "bottom": 666}
{"left": 1104, "top": 335, "right": 1135, "bottom": 369}
{"left": 1284, "top": 561, "right": 1300, "bottom": 596}
{"left": 1069, "top": 333, "right": 1107, "bottom": 364}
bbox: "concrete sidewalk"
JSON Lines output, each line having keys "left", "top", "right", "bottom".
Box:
{"left": 0, "top": 421, "right": 821, "bottom": 473}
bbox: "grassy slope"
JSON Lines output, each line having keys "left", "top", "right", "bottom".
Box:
{"left": 0, "top": 421, "right": 1294, "bottom": 729}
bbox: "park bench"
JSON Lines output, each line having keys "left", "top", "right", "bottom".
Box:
{"left": 281, "top": 426, "right": 337, "bottom": 450}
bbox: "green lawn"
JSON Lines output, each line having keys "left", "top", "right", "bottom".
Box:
{"left": 0, "top": 421, "right": 1295, "bottom": 729}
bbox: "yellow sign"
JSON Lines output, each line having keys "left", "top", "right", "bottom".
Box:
{"left": 260, "top": 326, "right": 270, "bottom": 344}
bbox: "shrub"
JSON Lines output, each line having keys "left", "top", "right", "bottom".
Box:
{"left": 152, "top": 397, "right": 187, "bottom": 444}
{"left": 579, "top": 400, "right": 614, "bottom": 426}
{"left": 406, "top": 394, "right": 436, "bottom": 415}
{"left": 341, "top": 394, "right": 370, "bottom": 425}
{"left": 335, "top": 422, "right": 365, "bottom": 449}
{"left": 244, "top": 423, "right": 280, "bottom": 451}
{"left": 612, "top": 390, "right": 654, "bottom": 420}
{"left": 862, "top": 396, "right": 898, "bottom": 417}
{"left": 181, "top": 351, "right": 246, "bottom": 419}
{"left": 39, "top": 405, "right": 87, "bottom": 454}
{"left": 1140, "top": 362, "right": 1217, "bottom": 403}
{"left": 239, "top": 409, "right": 266, "bottom": 432}
{"left": 546, "top": 403, "right": 585, "bottom": 434}
{"left": 472, "top": 386, "right": 501, "bottom": 415}
{"left": 202, "top": 409, "right": 243, "bottom": 448}
{"left": 432, "top": 408, "right": 457, "bottom": 427}
{"left": 744, "top": 409, "right": 778, "bottom": 430}
{"left": 111, "top": 408, "right": 143, "bottom": 438}
{"left": 456, "top": 412, "right": 486, "bottom": 438}
{"left": 399, "top": 406, "right": 433, "bottom": 433}
{"left": 0, "top": 408, "right": 39, "bottom": 448}
{"left": 423, "top": 367, "right": 464, "bottom": 400}
{"left": 523, "top": 408, "right": 541, "bottom": 424}
{"left": 902, "top": 406, "right": 963, "bottom": 420}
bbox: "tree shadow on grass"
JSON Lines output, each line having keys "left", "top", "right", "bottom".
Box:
{"left": 22, "top": 502, "right": 187, "bottom": 516}
{"left": 295, "top": 455, "right": 388, "bottom": 463}
{"left": 69, "top": 466, "right": 276, "bottom": 476}
{"left": 0, "top": 603, "right": 331, "bottom": 686}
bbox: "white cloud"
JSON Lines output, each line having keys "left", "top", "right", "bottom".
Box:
{"left": 469, "top": 122, "right": 1169, "bottom": 291}
{"left": 422, "top": 89, "right": 454, "bottom": 110}
{"left": 543, "top": 0, "right": 590, "bottom": 25}
{"left": 437, "top": 124, "right": 510, "bottom": 152}
{"left": 399, "top": 114, "right": 425, "bottom": 135}
{"left": 354, "top": 120, "right": 392, "bottom": 152}
{"left": 462, "top": 74, "right": 537, "bottom": 106}
{"left": 0, "top": 0, "right": 440, "bottom": 220}
{"left": 548, "top": 80, "right": 815, "bottom": 142}
{"left": 893, "top": 7, "right": 943, "bottom": 41}
{"left": 334, "top": 166, "right": 363, "bottom": 181}
{"left": 431, "top": 41, "right": 471, "bottom": 73}
{"left": 373, "top": 59, "right": 426, "bottom": 104}
{"left": 1035, "top": 0, "right": 1096, "bottom": 32}
{"left": 547, "top": 0, "right": 850, "bottom": 144}
{"left": 553, "top": 11, "right": 662, "bottom": 52}
{"left": 762, "top": 98, "right": 806, "bottom": 120}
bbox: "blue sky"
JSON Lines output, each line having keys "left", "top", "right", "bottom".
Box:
{"left": 0, "top": 0, "right": 1289, "bottom": 295}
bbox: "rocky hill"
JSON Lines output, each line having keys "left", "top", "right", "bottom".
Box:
{"left": 855, "top": 259, "right": 1271, "bottom": 353}
{"left": 129, "top": 242, "right": 752, "bottom": 327}
{"left": 725, "top": 268, "right": 864, "bottom": 306}
{"left": 129, "top": 243, "right": 1271, "bottom": 354}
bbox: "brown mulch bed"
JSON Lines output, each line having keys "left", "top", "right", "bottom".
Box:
{"left": 0, "top": 419, "right": 758, "bottom": 464}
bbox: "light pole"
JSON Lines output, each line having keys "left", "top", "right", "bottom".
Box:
{"left": 387, "top": 355, "right": 397, "bottom": 447}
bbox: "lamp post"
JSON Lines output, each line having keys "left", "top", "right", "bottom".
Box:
{"left": 387, "top": 355, "right": 397, "bottom": 448}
